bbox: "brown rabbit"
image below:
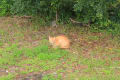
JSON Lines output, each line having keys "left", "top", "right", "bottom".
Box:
{"left": 49, "top": 35, "right": 70, "bottom": 49}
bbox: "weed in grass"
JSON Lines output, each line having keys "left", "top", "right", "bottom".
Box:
{"left": 0, "top": 29, "right": 7, "bottom": 36}
{"left": 0, "top": 41, "right": 3, "bottom": 46}
{"left": 87, "top": 36, "right": 100, "bottom": 41}
{"left": 19, "top": 71, "right": 29, "bottom": 75}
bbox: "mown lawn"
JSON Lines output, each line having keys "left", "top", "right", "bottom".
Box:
{"left": 0, "top": 17, "right": 120, "bottom": 80}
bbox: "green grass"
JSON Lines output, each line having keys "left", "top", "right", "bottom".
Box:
{"left": 0, "top": 18, "right": 120, "bottom": 80}
{"left": 0, "top": 43, "right": 68, "bottom": 79}
{"left": 0, "top": 36, "right": 120, "bottom": 80}
{"left": 0, "top": 44, "right": 22, "bottom": 67}
{"left": 0, "top": 43, "right": 68, "bottom": 65}
{"left": 22, "top": 45, "right": 68, "bottom": 60}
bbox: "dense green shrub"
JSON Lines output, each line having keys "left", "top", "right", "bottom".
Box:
{"left": 74, "top": 0, "right": 119, "bottom": 29}
{"left": 9, "top": 0, "right": 75, "bottom": 21}
{"left": 0, "top": 0, "right": 13, "bottom": 16}
{"left": 109, "top": 2, "right": 120, "bottom": 23}
{"left": 0, "top": 0, "right": 8, "bottom": 16}
{"left": 10, "top": 0, "right": 36, "bottom": 15}
{"left": 0, "top": 0, "right": 120, "bottom": 35}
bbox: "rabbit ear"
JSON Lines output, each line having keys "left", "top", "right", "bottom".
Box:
{"left": 49, "top": 36, "right": 50, "bottom": 39}
{"left": 49, "top": 36, "right": 52, "bottom": 40}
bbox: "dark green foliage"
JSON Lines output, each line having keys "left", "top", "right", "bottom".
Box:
{"left": 0, "top": 0, "right": 9, "bottom": 16}
{"left": 74, "top": 0, "right": 118, "bottom": 28}
{"left": 0, "top": 0, "right": 120, "bottom": 35}
{"left": 10, "top": 0, "right": 37, "bottom": 15}
{"left": 73, "top": 0, "right": 120, "bottom": 35}
{"left": 9, "top": 0, "right": 75, "bottom": 22}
